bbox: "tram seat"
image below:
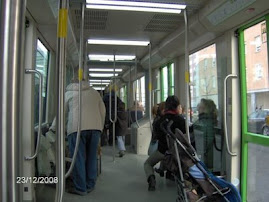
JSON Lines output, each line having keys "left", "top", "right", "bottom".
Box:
{"left": 130, "top": 118, "right": 151, "bottom": 155}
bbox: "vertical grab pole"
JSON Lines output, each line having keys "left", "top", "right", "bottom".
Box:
{"left": 109, "top": 54, "right": 117, "bottom": 161}
{"left": 135, "top": 57, "right": 140, "bottom": 127}
{"left": 184, "top": 9, "right": 191, "bottom": 143}
{"left": 84, "top": 40, "right": 88, "bottom": 80}
{"left": 148, "top": 43, "right": 153, "bottom": 131}
{"left": 55, "top": 0, "right": 68, "bottom": 201}
{"left": 65, "top": 2, "right": 85, "bottom": 178}
{"left": 128, "top": 65, "right": 132, "bottom": 125}
{"left": 112, "top": 53, "right": 118, "bottom": 161}
{"left": 0, "top": 0, "right": 26, "bottom": 201}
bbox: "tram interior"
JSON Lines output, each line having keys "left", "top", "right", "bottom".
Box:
{"left": 7, "top": 0, "right": 269, "bottom": 201}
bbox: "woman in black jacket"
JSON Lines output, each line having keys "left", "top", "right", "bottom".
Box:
{"left": 144, "top": 95, "right": 186, "bottom": 191}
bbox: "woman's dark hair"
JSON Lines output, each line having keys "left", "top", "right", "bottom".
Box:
{"left": 165, "top": 95, "right": 180, "bottom": 110}
{"left": 156, "top": 102, "right": 165, "bottom": 116}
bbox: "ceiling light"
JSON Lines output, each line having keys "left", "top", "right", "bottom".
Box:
{"left": 92, "top": 87, "right": 105, "bottom": 90}
{"left": 89, "top": 73, "right": 118, "bottom": 77}
{"left": 88, "top": 39, "right": 149, "bottom": 46}
{"left": 86, "top": 5, "right": 181, "bottom": 14}
{"left": 86, "top": 0, "right": 186, "bottom": 9}
{"left": 88, "top": 54, "right": 135, "bottom": 61}
{"left": 90, "top": 79, "right": 111, "bottom": 82}
{"left": 90, "top": 82, "right": 110, "bottom": 85}
{"left": 89, "top": 68, "right": 122, "bottom": 72}
{"left": 86, "top": 0, "right": 185, "bottom": 14}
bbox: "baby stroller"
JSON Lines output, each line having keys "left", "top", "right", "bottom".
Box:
{"left": 160, "top": 120, "right": 241, "bottom": 202}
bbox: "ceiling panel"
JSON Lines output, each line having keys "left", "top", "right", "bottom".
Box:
{"left": 69, "top": 0, "right": 208, "bottom": 59}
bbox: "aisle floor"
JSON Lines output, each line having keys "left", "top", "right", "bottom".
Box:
{"left": 37, "top": 146, "right": 177, "bottom": 202}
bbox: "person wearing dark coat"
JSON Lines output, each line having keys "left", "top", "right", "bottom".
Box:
{"left": 103, "top": 90, "right": 122, "bottom": 145}
{"left": 116, "top": 101, "right": 128, "bottom": 157}
{"left": 144, "top": 95, "right": 186, "bottom": 191}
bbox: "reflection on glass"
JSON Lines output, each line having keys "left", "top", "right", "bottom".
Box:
{"left": 34, "top": 39, "right": 49, "bottom": 125}
{"left": 244, "top": 21, "right": 269, "bottom": 135}
{"left": 247, "top": 143, "right": 269, "bottom": 201}
{"left": 192, "top": 98, "right": 218, "bottom": 171}
{"left": 189, "top": 44, "right": 223, "bottom": 173}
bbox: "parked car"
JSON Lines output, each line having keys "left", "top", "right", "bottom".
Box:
{"left": 248, "top": 109, "right": 269, "bottom": 135}
{"left": 262, "top": 115, "right": 269, "bottom": 136}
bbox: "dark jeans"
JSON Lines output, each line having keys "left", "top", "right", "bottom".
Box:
{"left": 68, "top": 130, "right": 100, "bottom": 192}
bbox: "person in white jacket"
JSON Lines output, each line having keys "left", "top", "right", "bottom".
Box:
{"left": 50, "top": 79, "right": 106, "bottom": 195}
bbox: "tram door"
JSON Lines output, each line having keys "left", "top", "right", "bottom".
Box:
{"left": 239, "top": 15, "right": 269, "bottom": 202}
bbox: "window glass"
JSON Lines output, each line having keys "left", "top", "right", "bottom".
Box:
{"left": 247, "top": 143, "right": 269, "bottom": 201}
{"left": 189, "top": 44, "right": 218, "bottom": 122}
{"left": 169, "top": 63, "right": 175, "bottom": 95}
{"left": 141, "top": 76, "right": 146, "bottom": 110}
{"left": 34, "top": 39, "right": 49, "bottom": 125}
{"left": 120, "top": 87, "right": 124, "bottom": 102}
{"left": 189, "top": 44, "right": 220, "bottom": 171}
{"left": 244, "top": 21, "right": 269, "bottom": 135}
{"left": 161, "top": 66, "right": 168, "bottom": 101}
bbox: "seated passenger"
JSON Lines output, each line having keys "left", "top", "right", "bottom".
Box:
{"left": 129, "top": 100, "right": 144, "bottom": 124}
{"left": 191, "top": 98, "right": 217, "bottom": 171}
{"left": 144, "top": 95, "right": 186, "bottom": 191}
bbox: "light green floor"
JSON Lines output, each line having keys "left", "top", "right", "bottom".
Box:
{"left": 36, "top": 146, "right": 177, "bottom": 202}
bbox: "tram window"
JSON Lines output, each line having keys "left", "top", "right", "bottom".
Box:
{"left": 244, "top": 21, "right": 269, "bottom": 135}
{"left": 161, "top": 66, "right": 168, "bottom": 101}
{"left": 160, "top": 63, "right": 174, "bottom": 101}
{"left": 169, "top": 63, "right": 175, "bottom": 95}
{"left": 189, "top": 44, "right": 218, "bottom": 122}
{"left": 133, "top": 76, "right": 146, "bottom": 111}
{"left": 120, "top": 86, "right": 127, "bottom": 107}
{"left": 34, "top": 39, "right": 49, "bottom": 125}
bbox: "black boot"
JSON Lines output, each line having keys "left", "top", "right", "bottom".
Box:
{"left": 147, "top": 175, "right": 156, "bottom": 191}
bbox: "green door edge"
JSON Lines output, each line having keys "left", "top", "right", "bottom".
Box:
{"left": 238, "top": 14, "right": 269, "bottom": 202}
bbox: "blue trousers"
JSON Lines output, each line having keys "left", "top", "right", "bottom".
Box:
{"left": 68, "top": 130, "right": 100, "bottom": 192}
{"left": 117, "top": 136, "right": 126, "bottom": 151}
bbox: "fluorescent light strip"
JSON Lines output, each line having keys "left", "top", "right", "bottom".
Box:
{"left": 90, "top": 73, "right": 118, "bottom": 77}
{"left": 89, "top": 68, "right": 122, "bottom": 72}
{"left": 88, "top": 39, "right": 149, "bottom": 46}
{"left": 86, "top": 4, "right": 181, "bottom": 14}
{"left": 92, "top": 87, "right": 105, "bottom": 90}
{"left": 88, "top": 54, "right": 135, "bottom": 61}
{"left": 90, "top": 82, "right": 110, "bottom": 85}
{"left": 90, "top": 79, "right": 111, "bottom": 82}
{"left": 86, "top": 0, "right": 186, "bottom": 9}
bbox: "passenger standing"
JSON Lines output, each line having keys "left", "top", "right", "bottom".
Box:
{"left": 51, "top": 78, "right": 106, "bottom": 195}
{"left": 103, "top": 89, "right": 122, "bottom": 145}
{"left": 144, "top": 96, "right": 186, "bottom": 191}
{"left": 116, "top": 101, "right": 128, "bottom": 157}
